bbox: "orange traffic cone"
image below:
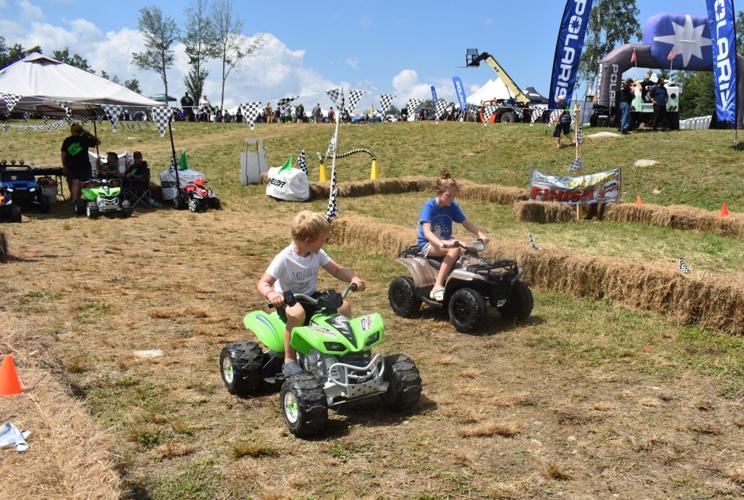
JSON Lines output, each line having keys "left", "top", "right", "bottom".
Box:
{"left": 0, "top": 355, "right": 23, "bottom": 396}
{"left": 636, "top": 194, "right": 643, "bottom": 205}
{"left": 721, "top": 201, "right": 730, "bottom": 217}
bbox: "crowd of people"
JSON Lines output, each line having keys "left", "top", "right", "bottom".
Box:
{"left": 618, "top": 75, "right": 671, "bottom": 133}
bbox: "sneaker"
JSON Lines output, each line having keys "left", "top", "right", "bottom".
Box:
{"left": 429, "top": 287, "right": 445, "bottom": 301}
{"left": 282, "top": 361, "right": 304, "bottom": 377}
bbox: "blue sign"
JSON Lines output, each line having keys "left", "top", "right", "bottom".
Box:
{"left": 452, "top": 76, "right": 468, "bottom": 112}
{"left": 706, "top": 0, "right": 737, "bottom": 124}
{"left": 430, "top": 85, "right": 438, "bottom": 113}
{"left": 642, "top": 13, "right": 713, "bottom": 70}
{"left": 548, "top": 0, "right": 594, "bottom": 109}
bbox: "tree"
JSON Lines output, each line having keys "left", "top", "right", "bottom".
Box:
{"left": 0, "top": 39, "right": 42, "bottom": 69}
{"left": 52, "top": 48, "right": 93, "bottom": 72}
{"left": 737, "top": 10, "right": 744, "bottom": 54}
{"left": 677, "top": 71, "right": 715, "bottom": 119}
{"left": 183, "top": 0, "right": 219, "bottom": 103}
{"left": 579, "top": 0, "right": 641, "bottom": 84}
{"left": 124, "top": 79, "right": 142, "bottom": 93}
{"left": 212, "top": 0, "right": 264, "bottom": 113}
{"left": 132, "top": 6, "right": 179, "bottom": 104}
{"left": 99, "top": 70, "right": 121, "bottom": 84}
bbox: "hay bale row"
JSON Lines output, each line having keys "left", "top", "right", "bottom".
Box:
{"left": 330, "top": 214, "right": 744, "bottom": 335}
{"left": 513, "top": 201, "right": 575, "bottom": 223}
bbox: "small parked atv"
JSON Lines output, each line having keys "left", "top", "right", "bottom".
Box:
{"left": 75, "top": 179, "right": 132, "bottom": 219}
{"left": 0, "top": 185, "right": 22, "bottom": 223}
{"left": 219, "top": 283, "right": 422, "bottom": 438}
{"left": 0, "top": 163, "right": 50, "bottom": 214}
{"left": 388, "top": 240, "right": 533, "bottom": 333}
{"left": 174, "top": 178, "right": 221, "bottom": 212}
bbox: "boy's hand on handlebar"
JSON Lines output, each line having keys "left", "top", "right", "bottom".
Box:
{"left": 351, "top": 276, "right": 366, "bottom": 292}
{"left": 267, "top": 290, "right": 285, "bottom": 307}
{"left": 477, "top": 232, "right": 489, "bottom": 244}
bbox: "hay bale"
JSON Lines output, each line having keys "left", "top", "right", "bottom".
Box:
{"left": 513, "top": 201, "right": 575, "bottom": 223}
{"left": 330, "top": 214, "right": 744, "bottom": 335}
{"left": 458, "top": 180, "right": 528, "bottom": 204}
{"left": 606, "top": 203, "right": 744, "bottom": 238}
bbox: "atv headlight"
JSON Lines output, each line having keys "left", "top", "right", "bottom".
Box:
{"left": 29, "top": 187, "right": 36, "bottom": 192}
{"left": 365, "top": 332, "right": 380, "bottom": 346}
{"left": 324, "top": 342, "right": 346, "bottom": 352}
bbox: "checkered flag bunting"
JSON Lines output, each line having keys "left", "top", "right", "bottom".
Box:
{"left": 22, "top": 112, "right": 30, "bottom": 121}
{"left": 528, "top": 232, "right": 540, "bottom": 251}
{"left": 379, "top": 94, "right": 394, "bottom": 114}
{"left": 345, "top": 89, "right": 366, "bottom": 115}
{"left": 0, "top": 93, "right": 22, "bottom": 114}
{"left": 548, "top": 109, "right": 562, "bottom": 127}
{"left": 298, "top": 149, "right": 308, "bottom": 174}
{"left": 576, "top": 122, "right": 584, "bottom": 145}
{"left": 277, "top": 96, "right": 298, "bottom": 107}
{"left": 678, "top": 257, "right": 691, "bottom": 274}
{"left": 513, "top": 108, "right": 524, "bottom": 120}
{"left": 568, "top": 157, "right": 583, "bottom": 172}
{"left": 434, "top": 99, "right": 448, "bottom": 121}
{"left": 150, "top": 106, "right": 170, "bottom": 138}
{"left": 53, "top": 99, "right": 72, "bottom": 120}
{"left": 530, "top": 105, "right": 547, "bottom": 126}
{"left": 483, "top": 105, "right": 497, "bottom": 126}
{"left": 406, "top": 98, "right": 423, "bottom": 119}
{"left": 101, "top": 104, "right": 123, "bottom": 132}
{"left": 240, "top": 102, "right": 262, "bottom": 130}
{"left": 325, "top": 166, "right": 339, "bottom": 222}
{"left": 326, "top": 87, "right": 345, "bottom": 112}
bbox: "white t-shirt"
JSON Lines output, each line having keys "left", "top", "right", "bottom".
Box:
{"left": 266, "top": 243, "right": 332, "bottom": 295}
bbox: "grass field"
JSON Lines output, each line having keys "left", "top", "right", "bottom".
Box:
{"left": 1, "top": 121, "right": 743, "bottom": 498}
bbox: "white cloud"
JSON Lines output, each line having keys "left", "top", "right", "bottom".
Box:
{"left": 345, "top": 57, "right": 359, "bottom": 70}
{"left": 0, "top": 0, "right": 9, "bottom": 9}
{"left": 18, "top": 0, "right": 43, "bottom": 20}
{"left": 391, "top": 69, "right": 432, "bottom": 106}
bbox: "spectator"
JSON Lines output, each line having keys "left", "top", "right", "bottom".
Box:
{"left": 619, "top": 78, "right": 633, "bottom": 134}
{"left": 295, "top": 103, "right": 305, "bottom": 123}
{"left": 312, "top": 102, "right": 322, "bottom": 123}
{"left": 649, "top": 77, "right": 669, "bottom": 131}
{"left": 61, "top": 123, "right": 100, "bottom": 209}
{"left": 327, "top": 106, "right": 335, "bottom": 123}
{"left": 264, "top": 103, "right": 273, "bottom": 123}
{"left": 180, "top": 92, "right": 195, "bottom": 121}
{"left": 199, "top": 95, "right": 211, "bottom": 122}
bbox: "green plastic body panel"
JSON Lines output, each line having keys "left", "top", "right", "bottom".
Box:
{"left": 243, "top": 310, "right": 286, "bottom": 353}
{"left": 290, "top": 312, "right": 384, "bottom": 356}
{"left": 81, "top": 186, "right": 121, "bottom": 201}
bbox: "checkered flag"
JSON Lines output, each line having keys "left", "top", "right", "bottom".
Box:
{"left": 150, "top": 106, "right": 170, "bottom": 138}
{"left": 568, "top": 157, "right": 583, "bottom": 172}
{"left": 298, "top": 149, "right": 308, "bottom": 174}
{"left": 240, "top": 101, "right": 262, "bottom": 130}
{"left": 277, "top": 96, "right": 298, "bottom": 107}
{"left": 379, "top": 94, "right": 394, "bottom": 114}
{"left": 434, "top": 99, "right": 448, "bottom": 120}
{"left": 22, "top": 112, "right": 30, "bottom": 121}
{"left": 345, "top": 89, "right": 366, "bottom": 115}
{"left": 325, "top": 166, "right": 339, "bottom": 222}
{"left": 547, "top": 109, "right": 562, "bottom": 127}
{"left": 514, "top": 108, "right": 524, "bottom": 120}
{"left": 0, "top": 93, "right": 22, "bottom": 114}
{"left": 576, "top": 122, "right": 584, "bottom": 145}
{"left": 483, "top": 105, "right": 497, "bottom": 126}
{"left": 406, "top": 98, "right": 423, "bottom": 119}
{"left": 101, "top": 104, "right": 123, "bottom": 132}
{"left": 1, "top": 124, "right": 9, "bottom": 133}
{"left": 528, "top": 232, "right": 540, "bottom": 251}
{"left": 326, "top": 87, "right": 345, "bottom": 112}
{"left": 53, "top": 99, "right": 72, "bottom": 120}
{"left": 530, "top": 105, "right": 547, "bottom": 126}
{"left": 678, "top": 257, "right": 691, "bottom": 274}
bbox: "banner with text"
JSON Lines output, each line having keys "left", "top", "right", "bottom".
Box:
{"left": 706, "top": 0, "right": 738, "bottom": 124}
{"left": 452, "top": 76, "right": 468, "bottom": 112}
{"left": 530, "top": 167, "right": 621, "bottom": 205}
{"left": 548, "top": 0, "right": 594, "bottom": 108}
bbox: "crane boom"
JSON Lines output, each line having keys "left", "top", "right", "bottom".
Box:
{"left": 466, "top": 50, "right": 530, "bottom": 105}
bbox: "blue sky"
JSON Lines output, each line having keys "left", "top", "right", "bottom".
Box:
{"left": 0, "top": 0, "right": 711, "bottom": 110}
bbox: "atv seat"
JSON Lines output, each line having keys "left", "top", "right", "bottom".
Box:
{"left": 426, "top": 256, "right": 445, "bottom": 270}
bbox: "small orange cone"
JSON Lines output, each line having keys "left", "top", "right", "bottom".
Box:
{"left": 721, "top": 201, "right": 729, "bottom": 217}
{"left": 0, "top": 355, "right": 23, "bottom": 396}
{"left": 636, "top": 194, "right": 643, "bottom": 205}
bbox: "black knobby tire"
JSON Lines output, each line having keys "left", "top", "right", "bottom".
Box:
{"left": 173, "top": 193, "right": 185, "bottom": 210}
{"left": 280, "top": 373, "right": 328, "bottom": 437}
{"left": 388, "top": 276, "right": 421, "bottom": 318}
{"left": 500, "top": 111, "right": 515, "bottom": 124}
{"left": 10, "top": 205, "right": 22, "bottom": 223}
{"left": 74, "top": 199, "right": 87, "bottom": 216}
{"left": 38, "top": 195, "right": 50, "bottom": 214}
{"left": 448, "top": 288, "right": 487, "bottom": 333}
{"left": 498, "top": 281, "right": 534, "bottom": 321}
{"left": 219, "top": 342, "right": 264, "bottom": 396}
{"left": 382, "top": 354, "right": 422, "bottom": 410}
{"left": 86, "top": 203, "right": 99, "bottom": 220}
{"left": 209, "top": 197, "right": 221, "bottom": 209}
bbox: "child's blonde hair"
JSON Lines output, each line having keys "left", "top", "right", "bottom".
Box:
{"left": 435, "top": 168, "right": 458, "bottom": 194}
{"left": 291, "top": 210, "right": 330, "bottom": 241}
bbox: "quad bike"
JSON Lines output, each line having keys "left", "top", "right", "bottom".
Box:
{"left": 0, "top": 163, "right": 50, "bottom": 214}
{"left": 173, "top": 178, "right": 221, "bottom": 212}
{"left": 219, "top": 283, "right": 422, "bottom": 438}
{"left": 388, "top": 239, "right": 533, "bottom": 333}
{"left": 75, "top": 178, "right": 132, "bottom": 219}
{"left": 0, "top": 186, "right": 22, "bottom": 223}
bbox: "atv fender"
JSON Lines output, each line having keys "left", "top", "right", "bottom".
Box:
{"left": 243, "top": 310, "right": 286, "bottom": 353}
{"left": 396, "top": 257, "right": 437, "bottom": 288}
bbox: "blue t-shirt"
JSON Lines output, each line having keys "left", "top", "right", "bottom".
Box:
{"left": 417, "top": 198, "right": 466, "bottom": 248}
{"left": 649, "top": 85, "right": 668, "bottom": 106}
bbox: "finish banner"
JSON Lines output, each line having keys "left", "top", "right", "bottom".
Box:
{"left": 548, "top": 0, "right": 594, "bottom": 109}
{"left": 706, "top": 0, "right": 737, "bottom": 124}
{"left": 452, "top": 76, "right": 468, "bottom": 112}
{"left": 529, "top": 167, "right": 621, "bottom": 205}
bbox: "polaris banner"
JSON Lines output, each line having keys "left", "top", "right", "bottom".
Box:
{"left": 452, "top": 76, "right": 468, "bottom": 112}
{"left": 706, "top": 0, "right": 737, "bottom": 124}
{"left": 548, "top": 0, "right": 594, "bottom": 109}
{"left": 430, "top": 85, "right": 438, "bottom": 119}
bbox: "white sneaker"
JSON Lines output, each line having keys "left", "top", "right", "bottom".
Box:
{"left": 429, "top": 287, "right": 445, "bottom": 301}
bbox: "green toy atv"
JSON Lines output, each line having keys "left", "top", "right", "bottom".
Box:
{"left": 219, "top": 283, "right": 422, "bottom": 437}
{"left": 75, "top": 179, "right": 132, "bottom": 219}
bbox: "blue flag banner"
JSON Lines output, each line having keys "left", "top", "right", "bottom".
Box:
{"left": 548, "top": 0, "right": 594, "bottom": 109}
{"left": 430, "top": 85, "right": 438, "bottom": 120}
{"left": 452, "top": 76, "right": 468, "bottom": 112}
{"left": 706, "top": 0, "right": 737, "bottom": 124}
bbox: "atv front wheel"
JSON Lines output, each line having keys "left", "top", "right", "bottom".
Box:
{"left": 448, "top": 288, "right": 487, "bottom": 333}
{"left": 86, "top": 203, "right": 99, "bottom": 219}
{"left": 381, "top": 354, "right": 422, "bottom": 410}
{"left": 388, "top": 276, "right": 421, "bottom": 318}
{"left": 74, "top": 199, "right": 86, "bottom": 216}
{"left": 497, "top": 281, "right": 533, "bottom": 321}
{"left": 209, "top": 197, "right": 221, "bottom": 209}
{"left": 280, "top": 373, "right": 328, "bottom": 437}
{"left": 10, "top": 205, "right": 22, "bottom": 223}
{"left": 219, "top": 342, "right": 264, "bottom": 396}
{"left": 188, "top": 198, "right": 200, "bottom": 212}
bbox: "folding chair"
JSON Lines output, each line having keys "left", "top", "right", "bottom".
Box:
{"left": 123, "top": 170, "right": 152, "bottom": 209}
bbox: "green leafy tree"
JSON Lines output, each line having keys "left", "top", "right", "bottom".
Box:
{"left": 132, "top": 6, "right": 179, "bottom": 103}
{"left": 183, "top": 0, "right": 219, "bottom": 104}
{"left": 677, "top": 71, "right": 715, "bottom": 119}
{"left": 99, "top": 70, "right": 121, "bottom": 84}
{"left": 52, "top": 48, "right": 93, "bottom": 72}
{"left": 124, "top": 79, "right": 142, "bottom": 93}
{"left": 579, "top": 0, "right": 641, "bottom": 84}
{"left": 0, "top": 39, "right": 42, "bottom": 69}
{"left": 737, "top": 10, "right": 744, "bottom": 54}
{"left": 212, "top": 0, "right": 265, "bottom": 113}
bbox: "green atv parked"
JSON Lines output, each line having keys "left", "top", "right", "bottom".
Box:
{"left": 219, "top": 283, "right": 422, "bottom": 437}
{"left": 75, "top": 179, "right": 132, "bottom": 219}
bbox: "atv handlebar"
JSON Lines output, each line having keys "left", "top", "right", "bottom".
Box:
{"left": 266, "top": 282, "right": 358, "bottom": 309}
{"left": 443, "top": 239, "right": 485, "bottom": 252}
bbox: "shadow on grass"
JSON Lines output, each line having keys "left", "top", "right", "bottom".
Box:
{"left": 417, "top": 307, "right": 546, "bottom": 336}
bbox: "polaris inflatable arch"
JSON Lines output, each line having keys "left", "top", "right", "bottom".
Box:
{"left": 596, "top": 13, "right": 744, "bottom": 128}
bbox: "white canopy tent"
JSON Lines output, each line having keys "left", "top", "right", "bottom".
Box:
{"left": 0, "top": 52, "right": 160, "bottom": 113}
{"left": 466, "top": 77, "right": 516, "bottom": 105}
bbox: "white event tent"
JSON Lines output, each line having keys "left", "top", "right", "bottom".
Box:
{"left": 466, "top": 77, "right": 516, "bottom": 106}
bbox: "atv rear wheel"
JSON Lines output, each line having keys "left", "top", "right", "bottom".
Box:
{"left": 86, "top": 203, "right": 99, "bottom": 219}
{"left": 74, "top": 199, "right": 86, "bottom": 216}
{"left": 280, "top": 373, "right": 328, "bottom": 437}
{"left": 10, "top": 205, "right": 22, "bottom": 223}
{"left": 173, "top": 192, "right": 185, "bottom": 210}
{"left": 188, "top": 197, "right": 200, "bottom": 212}
{"left": 388, "top": 276, "right": 421, "bottom": 318}
{"left": 219, "top": 342, "right": 264, "bottom": 396}
{"left": 448, "top": 288, "right": 487, "bottom": 333}
{"left": 497, "top": 281, "right": 533, "bottom": 321}
{"left": 381, "top": 354, "right": 422, "bottom": 410}
{"left": 209, "top": 197, "right": 221, "bottom": 209}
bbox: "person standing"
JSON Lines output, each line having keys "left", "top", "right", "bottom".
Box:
{"left": 327, "top": 106, "right": 335, "bottom": 123}
{"left": 649, "top": 77, "right": 668, "bottom": 131}
{"left": 61, "top": 123, "right": 100, "bottom": 210}
{"left": 312, "top": 102, "right": 322, "bottom": 123}
{"left": 180, "top": 92, "right": 195, "bottom": 121}
{"left": 619, "top": 78, "right": 634, "bottom": 134}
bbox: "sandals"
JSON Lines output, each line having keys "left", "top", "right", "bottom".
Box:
{"left": 429, "top": 287, "right": 445, "bottom": 301}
